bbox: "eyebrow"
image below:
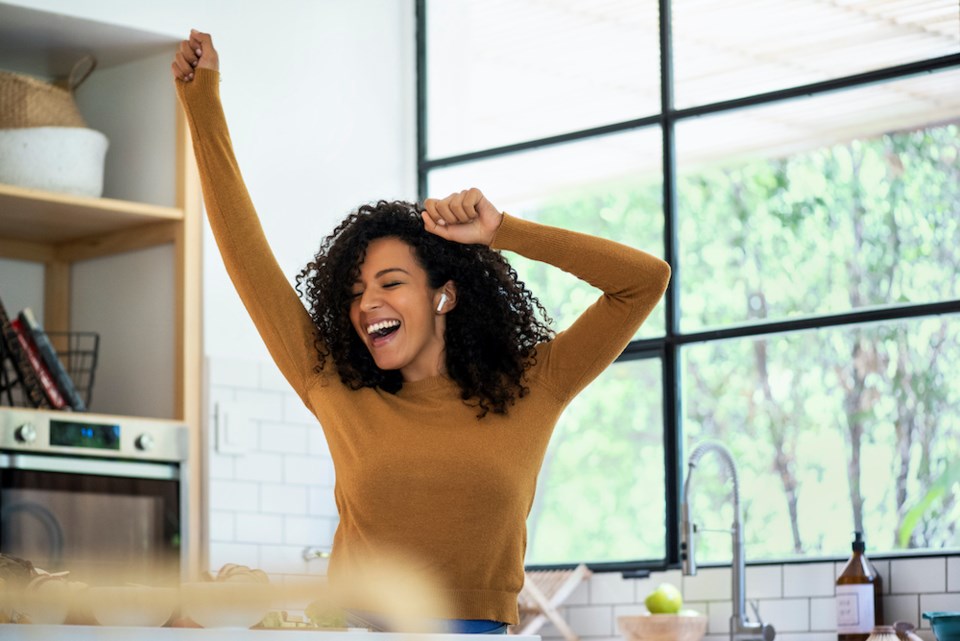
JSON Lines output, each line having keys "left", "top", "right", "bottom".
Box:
{"left": 375, "top": 267, "right": 411, "bottom": 278}
{"left": 353, "top": 267, "right": 411, "bottom": 284}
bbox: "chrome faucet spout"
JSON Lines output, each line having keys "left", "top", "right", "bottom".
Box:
{"left": 680, "top": 441, "right": 776, "bottom": 641}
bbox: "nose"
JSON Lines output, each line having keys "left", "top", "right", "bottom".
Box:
{"left": 358, "top": 288, "right": 381, "bottom": 311}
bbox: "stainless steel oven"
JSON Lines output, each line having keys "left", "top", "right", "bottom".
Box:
{"left": 0, "top": 408, "right": 188, "bottom": 585}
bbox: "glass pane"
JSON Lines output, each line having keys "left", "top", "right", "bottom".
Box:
{"left": 428, "top": 128, "right": 666, "bottom": 339}
{"left": 526, "top": 357, "right": 664, "bottom": 565}
{"left": 1, "top": 470, "right": 180, "bottom": 583}
{"left": 682, "top": 315, "right": 960, "bottom": 563}
{"left": 677, "top": 70, "right": 960, "bottom": 332}
{"left": 673, "top": 0, "right": 960, "bottom": 108}
{"left": 426, "top": 0, "right": 660, "bottom": 158}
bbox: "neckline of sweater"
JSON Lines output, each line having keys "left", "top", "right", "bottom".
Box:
{"left": 397, "top": 374, "right": 458, "bottom": 397}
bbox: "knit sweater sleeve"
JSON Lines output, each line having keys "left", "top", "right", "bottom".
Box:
{"left": 175, "top": 69, "right": 321, "bottom": 400}
{"left": 490, "top": 213, "right": 671, "bottom": 402}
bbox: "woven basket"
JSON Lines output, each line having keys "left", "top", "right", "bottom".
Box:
{"left": 0, "top": 56, "right": 96, "bottom": 129}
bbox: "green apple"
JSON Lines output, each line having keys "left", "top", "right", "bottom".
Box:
{"left": 644, "top": 583, "right": 683, "bottom": 614}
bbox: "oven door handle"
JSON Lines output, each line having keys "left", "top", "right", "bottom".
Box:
{"left": 0, "top": 453, "right": 179, "bottom": 480}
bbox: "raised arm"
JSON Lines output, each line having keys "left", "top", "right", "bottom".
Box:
{"left": 490, "top": 214, "right": 670, "bottom": 401}
{"left": 172, "top": 31, "right": 322, "bottom": 399}
{"left": 422, "top": 188, "right": 670, "bottom": 402}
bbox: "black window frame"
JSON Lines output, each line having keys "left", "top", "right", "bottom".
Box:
{"left": 415, "top": 0, "right": 960, "bottom": 574}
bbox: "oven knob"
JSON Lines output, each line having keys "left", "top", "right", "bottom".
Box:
{"left": 135, "top": 433, "right": 155, "bottom": 451}
{"left": 14, "top": 423, "right": 37, "bottom": 444}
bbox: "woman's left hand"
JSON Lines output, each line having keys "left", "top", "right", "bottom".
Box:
{"left": 422, "top": 188, "right": 503, "bottom": 246}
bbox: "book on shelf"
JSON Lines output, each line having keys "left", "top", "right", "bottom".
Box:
{"left": 10, "top": 316, "right": 69, "bottom": 409}
{"left": 0, "top": 295, "right": 52, "bottom": 409}
{"left": 18, "top": 308, "right": 87, "bottom": 411}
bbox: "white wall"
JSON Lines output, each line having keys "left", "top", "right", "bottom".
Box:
{"left": 8, "top": 0, "right": 418, "bottom": 360}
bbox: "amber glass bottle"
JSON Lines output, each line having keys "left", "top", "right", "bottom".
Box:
{"left": 836, "top": 532, "right": 884, "bottom": 641}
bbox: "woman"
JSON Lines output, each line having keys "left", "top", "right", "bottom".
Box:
{"left": 172, "top": 30, "right": 670, "bottom": 634}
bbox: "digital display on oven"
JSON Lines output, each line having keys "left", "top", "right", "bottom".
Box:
{"left": 49, "top": 420, "right": 121, "bottom": 450}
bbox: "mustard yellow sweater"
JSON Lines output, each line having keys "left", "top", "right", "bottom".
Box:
{"left": 177, "top": 68, "right": 670, "bottom": 624}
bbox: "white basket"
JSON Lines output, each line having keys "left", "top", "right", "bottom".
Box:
{"left": 0, "top": 126, "right": 108, "bottom": 197}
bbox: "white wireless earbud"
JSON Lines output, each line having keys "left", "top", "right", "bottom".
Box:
{"left": 436, "top": 293, "right": 448, "bottom": 313}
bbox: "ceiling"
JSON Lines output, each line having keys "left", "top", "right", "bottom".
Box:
{"left": 426, "top": 0, "right": 960, "bottom": 178}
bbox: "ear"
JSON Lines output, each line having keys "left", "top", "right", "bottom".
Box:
{"left": 435, "top": 281, "right": 457, "bottom": 314}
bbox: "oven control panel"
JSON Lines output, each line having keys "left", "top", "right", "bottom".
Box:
{"left": 0, "top": 409, "right": 187, "bottom": 462}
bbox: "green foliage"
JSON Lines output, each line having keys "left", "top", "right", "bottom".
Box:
{"left": 522, "top": 123, "right": 960, "bottom": 565}
{"left": 898, "top": 458, "right": 960, "bottom": 548}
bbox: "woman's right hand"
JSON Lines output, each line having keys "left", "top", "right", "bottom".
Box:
{"left": 171, "top": 29, "right": 219, "bottom": 82}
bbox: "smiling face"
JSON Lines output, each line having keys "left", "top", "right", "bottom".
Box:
{"left": 348, "top": 237, "right": 453, "bottom": 382}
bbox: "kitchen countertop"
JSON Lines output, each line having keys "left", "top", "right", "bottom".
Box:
{"left": 0, "top": 625, "right": 540, "bottom": 640}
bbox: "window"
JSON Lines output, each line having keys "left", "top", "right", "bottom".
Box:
{"left": 419, "top": 0, "right": 960, "bottom": 567}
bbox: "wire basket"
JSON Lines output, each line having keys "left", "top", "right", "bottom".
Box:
{"left": 0, "top": 330, "right": 100, "bottom": 410}
{"left": 45, "top": 331, "right": 100, "bottom": 408}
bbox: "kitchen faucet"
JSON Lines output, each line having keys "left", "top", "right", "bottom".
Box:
{"left": 681, "top": 441, "right": 776, "bottom": 641}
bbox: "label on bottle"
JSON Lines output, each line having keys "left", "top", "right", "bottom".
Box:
{"left": 836, "top": 583, "right": 876, "bottom": 634}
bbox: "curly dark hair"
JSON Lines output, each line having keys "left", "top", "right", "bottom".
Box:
{"left": 294, "top": 199, "right": 554, "bottom": 418}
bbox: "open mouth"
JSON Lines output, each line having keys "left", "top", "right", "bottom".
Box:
{"left": 367, "top": 320, "right": 401, "bottom": 343}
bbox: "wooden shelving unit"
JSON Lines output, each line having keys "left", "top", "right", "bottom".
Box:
{"left": 0, "top": 3, "right": 204, "bottom": 578}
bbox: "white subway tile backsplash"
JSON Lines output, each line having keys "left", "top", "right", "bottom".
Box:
{"left": 884, "top": 594, "right": 919, "bottom": 627}
{"left": 891, "top": 558, "right": 946, "bottom": 594}
{"left": 208, "top": 511, "right": 235, "bottom": 542}
{"left": 684, "top": 601, "right": 708, "bottom": 619}
{"left": 284, "top": 515, "right": 330, "bottom": 546}
{"left": 684, "top": 567, "right": 730, "bottom": 602}
{"left": 209, "top": 357, "right": 260, "bottom": 388}
{"left": 284, "top": 393, "right": 319, "bottom": 425}
{"left": 259, "top": 422, "right": 309, "bottom": 454}
{"left": 209, "top": 479, "right": 259, "bottom": 511}
{"left": 784, "top": 563, "right": 834, "bottom": 597}
{"left": 809, "top": 597, "right": 836, "bottom": 631}
{"left": 591, "top": 572, "right": 637, "bottom": 604}
{"left": 208, "top": 385, "right": 235, "bottom": 408}
{"left": 259, "top": 361, "right": 292, "bottom": 392}
{"left": 259, "top": 544, "right": 312, "bottom": 574}
{"left": 566, "top": 579, "right": 591, "bottom": 605}
{"left": 707, "top": 600, "right": 732, "bottom": 635}
{"left": 568, "top": 605, "right": 614, "bottom": 637}
{"left": 233, "top": 451, "right": 284, "bottom": 483}
{"left": 873, "top": 560, "right": 891, "bottom": 595}
{"left": 208, "top": 542, "right": 259, "bottom": 573}
{"left": 629, "top": 578, "right": 653, "bottom": 607}
{"left": 775, "top": 633, "right": 837, "bottom": 641}
{"left": 919, "top": 593, "right": 960, "bottom": 621}
{"left": 658, "top": 569, "right": 684, "bottom": 587}
{"left": 235, "top": 513, "right": 284, "bottom": 544}
{"left": 283, "top": 455, "right": 325, "bottom": 485}
{"left": 948, "top": 557, "right": 960, "bottom": 592}
{"left": 613, "top": 604, "right": 652, "bottom": 619}
{"left": 308, "top": 486, "right": 339, "bottom": 518}
{"left": 261, "top": 484, "right": 309, "bottom": 515}
{"left": 207, "top": 451, "right": 236, "bottom": 479}
{"left": 309, "top": 426, "right": 332, "bottom": 457}
{"left": 538, "top": 614, "right": 565, "bottom": 639}
{"left": 754, "top": 599, "right": 809, "bottom": 633}
{"left": 747, "top": 565, "right": 783, "bottom": 599}
{"left": 233, "top": 390, "right": 286, "bottom": 422}
{"left": 216, "top": 408, "right": 257, "bottom": 454}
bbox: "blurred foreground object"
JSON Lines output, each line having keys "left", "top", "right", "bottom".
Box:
{"left": 511, "top": 564, "right": 591, "bottom": 640}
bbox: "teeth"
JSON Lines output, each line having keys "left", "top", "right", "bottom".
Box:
{"left": 366, "top": 320, "right": 400, "bottom": 335}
